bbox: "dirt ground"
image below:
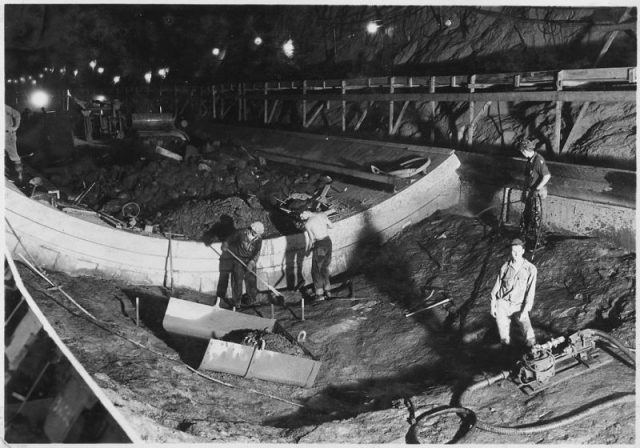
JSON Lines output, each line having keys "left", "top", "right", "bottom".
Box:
{"left": 16, "top": 211, "right": 635, "bottom": 444}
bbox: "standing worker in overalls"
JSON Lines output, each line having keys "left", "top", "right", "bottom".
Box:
{"left": 222, "top": 221, "right": 264, "bottom": 307}
{"left": 5, "top": 104, "right": 22, "bottom": 181}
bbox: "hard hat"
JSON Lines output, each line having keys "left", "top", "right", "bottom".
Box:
{"left": 299, "top": 210, "right": 312, "bottom": 220}
{"left": 510, "top": 238, "right": 525, "bottom": 247}
{"left": 250, "top": 221, "right": 264, "bottom": 235}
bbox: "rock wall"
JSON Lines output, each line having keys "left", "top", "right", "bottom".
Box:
{"left": 252, "top": 6, "right": 637, "bottom": 168}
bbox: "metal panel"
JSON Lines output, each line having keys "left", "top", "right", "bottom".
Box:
{"left": 162, "top": 297, "right": 276, "bottom": 340}
{"left": 199, "top": 338, "right": 322, "bottom": 387}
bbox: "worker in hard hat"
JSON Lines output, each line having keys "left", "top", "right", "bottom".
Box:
{"left": 300, "top": 210, "right": 333, "bottom": 301}
{"left": 490, "top": 238, "right": 537, "bottom": 348}
{"left": 222, "top": 221, "right": 264, "bottom": 307}
{"left": 5, "top": 104, "right": 23, "bottom": 181}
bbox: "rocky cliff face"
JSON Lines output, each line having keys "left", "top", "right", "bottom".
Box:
{"left": 282, "top": 6, "right": 636, "bottom": 168}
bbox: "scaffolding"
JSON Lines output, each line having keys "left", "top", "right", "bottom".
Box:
{"left": 212, "top": 66, "right": 636, "bottom": 154}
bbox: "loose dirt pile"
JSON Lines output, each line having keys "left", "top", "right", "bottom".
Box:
{"left": 16, "top": 212, "right": 635, "bottom": 443}
{"left": 34, "top": 142, "right": 375, "bottom": 240}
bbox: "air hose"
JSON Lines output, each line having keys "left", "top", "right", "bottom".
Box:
{"left": 410, "top": 330, "right": 635, "bottom": 442}
{"left": 457, "top": 329, "right": 636, "bottom": 436}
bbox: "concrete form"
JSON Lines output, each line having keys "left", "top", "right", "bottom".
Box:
{"left": 5, "top": 131, "right": 461, "bottom": 293}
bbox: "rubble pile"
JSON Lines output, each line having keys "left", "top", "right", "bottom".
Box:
{"left": 38, "top": 142, "right": 360, "bottom": 240}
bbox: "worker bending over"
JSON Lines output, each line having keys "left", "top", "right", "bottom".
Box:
{"left": 300, "top": 210, "right": 333, "bottom": 301}
{"left": 222, "top": 221, "right": 264, "bottom": 307}
{"left": 490, "top": 238, "right": 537, "bottom": 348}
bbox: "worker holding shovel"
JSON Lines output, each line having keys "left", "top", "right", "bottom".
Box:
{"left": 5, "top": 104, "right": 23, "bottom": 181}
{"left": 222, "top": 221, "right": 264, "bottom": 307}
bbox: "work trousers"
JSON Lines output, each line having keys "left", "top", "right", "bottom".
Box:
{"left": 495, "top": 299, "right": 535, "bottom": 346}
{"left": 5, "top": 131, "right": 20, "bottom": 163}
{"left": 216, "top": 252, "right": 233, "bottom": 299}
{"left": 311, "top": 237, "right": 332, "bottom": 296}
{"left": 231, "top": 259, "right": 257, "bottom": 305}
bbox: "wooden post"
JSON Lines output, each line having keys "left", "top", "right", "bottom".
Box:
{"left": 211, "top": 85, "right": 217, "bottom": 120}
{"left": 554, "top": 71, "right": 564, "bottom": 156}
{"left": 302, "top": 80, "right": 307, "bottom": 128}
{"left": 136, "top": 297, "right": 140, "bottom": 327}
{"left": 271, "top": 304, "right": 275, "bottom": 319}
{"left": 388, "top": 76, "right": 395, "bottom": 135}
{"left": 467, "top": 74, "right": 476, "bottom": 148}
{"left": 264, "top": 82, "right": 268, "bottom": 124}
{"left": 341, "top": 80, "right": 346, "bottom": 132}
{"left": 220, "top": 85, "right": 225, "bottom": 121}
{"left": 237, "top": 83, "right": 242, "bottom": 121}
{"left": 301, "top": 298, "right": 305, "bottom": 321}
{"left": 429, "top": 76, "right": 436, "bottom": 143}
{"left": 243, "top": 83, "right": 248, "bottom": 121}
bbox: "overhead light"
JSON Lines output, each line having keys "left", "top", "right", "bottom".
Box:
{"left": 254, "top": 36, "right": 263, "bottom": 46}
{"left": 282, "top": 39, "right": 294, "bottom": 58}
{"left": 444, "top": 19, "right": 452, "bottom": 27}
{"left": 73, "top": 69, "right": 79, "bottom": 77}
{"left": 97, "top": 67, "right": 105, "bottom": 74}
{"left": 31, "top": 80, "right": 37, "bottom": 85}
{"left": 28, "top": 75, "right": 33, "bottom": 80}
{"left": 113, "top": 75, "right": 121, "bottom": 84}
{"left": 366, "top": 21, "right": 380, "bottom": 34}
{"left": 19, "top": 76, "right": 26, "bottom": 83}
{"left": 89, "top": 60, "right": 97, "bottom": 70}
{"left": 39, "top": 73, "right": 44, "bottom": 78}
{"left": 59, "top": 67, "right": 66, "bottom": 75}
{"left": 212, "top": 47, "right": 220, "bottom": 56}
{"left": 157, "top": 68, "right": 168, "bottom": 79}
{"left": 94, "top": 94, "right": 107, "bottom": 102}
{"left": 144, "top": 71, "right": 152, "bottom": 84}
{"left": 29, "top": 90, "right": 50, "bottom": 109}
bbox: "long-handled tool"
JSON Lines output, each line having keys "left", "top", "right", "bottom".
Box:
{"left": 405, "top": 298, "right": 451, "bottom": 318}
{"left": 209, "top": 245, "right": 299, "bottom": 320}
{"left": 164, "top": 231, "right": 175, "bottom": 294}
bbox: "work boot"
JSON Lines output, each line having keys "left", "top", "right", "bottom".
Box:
{"left": 241, "top": 293, "right": 252, "bottom": 306}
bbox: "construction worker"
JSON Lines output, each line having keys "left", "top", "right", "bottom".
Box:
{"left": 222, "top": 221, "right": 264, "bottom": 307}
{"left": 5, "top": 104, "right": 22, "bottom": 181}
{"left": 519, "top": 138, "right": 551, "bottom": 199}
{"left": 490, "top": 238, "right": 537, "bottom": 348}
{"left": 300, "top": 210, "right": 333, "bottom": 300}
{"left": 519, "top": 138, "right": 551, "bottom": 242}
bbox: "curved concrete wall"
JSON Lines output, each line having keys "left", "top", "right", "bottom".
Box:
{"left": 5, "top": 153, "right": 461, "bottom": 293}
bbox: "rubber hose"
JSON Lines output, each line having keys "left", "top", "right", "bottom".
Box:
{"left": 588, "top": 329, "right": 636, "bottom": 366}
{"left": 408, "top": 407, "right": 476, "bottom": 444}
{"left": 474, "top": 393, "right": 635, "bottom": 435}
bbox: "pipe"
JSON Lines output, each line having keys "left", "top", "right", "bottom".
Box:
{"left": 457, "top": 329, "right": 636, "bottom": 437}
{"left": 408, "top": 407, "right": 477, "bottom": 444}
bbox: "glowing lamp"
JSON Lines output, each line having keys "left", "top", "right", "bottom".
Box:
{"left": 29, "top": 90, "right": 50, "bottom": 109}
{"left": 282, "top": 39, "right": 294, "bottom": 58}
{"left": 366, "top": 21, "right": 380, "bottom": 34}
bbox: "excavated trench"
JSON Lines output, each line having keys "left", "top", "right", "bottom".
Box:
{"left": 13, "top": 207, "right": 636, "bottom": 443}
{"left": 7, "top": 125, "right": 636, "bottom": 444}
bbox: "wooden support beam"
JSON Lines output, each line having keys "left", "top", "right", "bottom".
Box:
{"left": 237, "top": 83, "right": 242, "bottom": 122}
{"left": 302, "top": 80, "right": 307, "bottom": 129}
{"left": 267, "top": 99, "right": 280, "bottom": 124}
{"left": 467, "top": 74, "right": 476, "bottom": 148}
{"left": 429, "top": 76, "right": 436, "bottom": 143}
{"left": 264, "top": 83, "right": 268, "bottom": 124}
{"left": 243, "top": 82, "right": 248, "bottom": 121}
{"left": 389, "top": 77, "right": 395, "bottom": 135}
{"left": 341, "top": 80, "right": 346, "bottom": 132}
{"left": 211, "top": 85, "right": 217, "bottom": 120}
{"left": 257, "top": 89, "right": 634, "bottom": 103}
{"left": 354, "top": 101, "right": 372, "bottom": 131}
{"left": 390, "top": 101, "right": 410, "bottom": 135}
{"left": 220, "top": 85, "right": 225, "bottom": 120}
{"left": 303, "top": 101, "right": 324, "bottom": 128}
{"left": 257, "top": 151, "right": 399, "bottom": 188}
{"left": 554, "top": 71, "right": 564, "bottom": 156}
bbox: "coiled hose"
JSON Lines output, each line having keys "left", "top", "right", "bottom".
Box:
{"left": 409, "top": 330, "right": 635, "bottom": 442}
{"left": 459, "top": 329, "right": 635, "bottom": 436}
